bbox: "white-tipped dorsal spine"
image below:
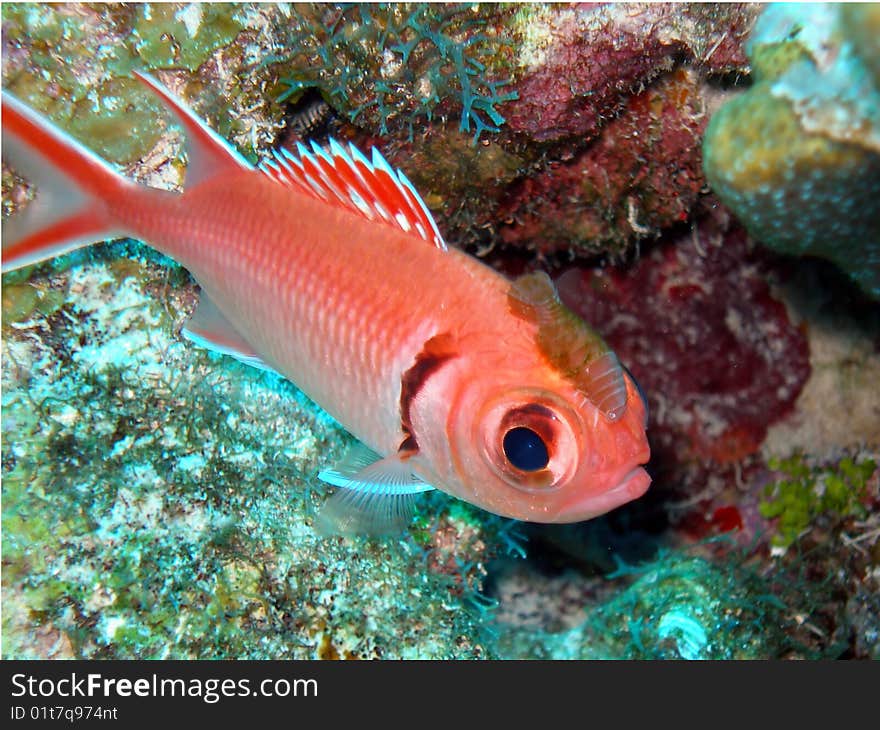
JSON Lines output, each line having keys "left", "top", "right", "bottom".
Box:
{"left": 258, "top": 137, "right": 447, "bottom": 251}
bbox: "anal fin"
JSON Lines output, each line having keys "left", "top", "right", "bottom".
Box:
{"left": 183, "top": 291, "right": 277, "bottom": 373}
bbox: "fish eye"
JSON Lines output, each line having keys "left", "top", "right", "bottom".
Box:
{"left": 474, "top": 393, "right": 580, "bottom": 495}
{"left": 503, "top": 427, "right": 549, "bottom": 472}
{"left": 496, "top": 403, "right": 561, "bottom": 488}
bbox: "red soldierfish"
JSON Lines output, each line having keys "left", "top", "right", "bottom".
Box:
{"left": 1, "top": 72, "right": 651, "bottom": 534}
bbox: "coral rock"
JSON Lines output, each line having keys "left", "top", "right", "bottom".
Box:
{"left": 493, "top": 68, "right": 706, "bottom": 257}
{"left": 703, "top": 2, "right": 880, "bottom": 299}
{"left": 494, "top": 555, "right": 795, "bottom": 659}
{"left": 505, "top": 3, "right": 757, "bottom": 142}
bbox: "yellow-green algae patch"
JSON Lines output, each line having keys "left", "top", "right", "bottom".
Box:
{"left": 130, "top": 3, "right": 243, "bottom": 71}
{"left": 759, "top": 453, "right": 878, "bottom": 550}
{"left": 2, "top": 281, "right": 67, "bottom": 328}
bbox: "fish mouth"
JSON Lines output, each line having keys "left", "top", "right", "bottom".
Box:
{"left": 606, "top": 465, "right": 652, "bottom": 502}
{"left": 555, "top": 464, "right": 652, "bottom": 523}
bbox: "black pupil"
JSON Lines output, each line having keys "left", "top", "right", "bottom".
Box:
{"left": 503, "top": 427, "right": 549, "bottom": 472}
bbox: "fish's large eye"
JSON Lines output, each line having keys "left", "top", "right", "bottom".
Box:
{"left": 503, "top": 427, "right": 549, "bottom": 471}
{"left": 495, "top": 403, "right": 561, "bottom": 489}
{"left": 470, "top": 391, "right": 581, "bottom": 495}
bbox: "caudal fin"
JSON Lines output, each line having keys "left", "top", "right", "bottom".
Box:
{"left": 1, "top": 92, "right": 132, "bottom": 272}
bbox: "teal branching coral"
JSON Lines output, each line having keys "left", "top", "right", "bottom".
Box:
{"left": 703, "top": 2, "right": 880, "bottom": 299}
{"left": 759, "top": 453, "right": 878, "bottom": 550}
{"left": 271, "top": 3, "right": 518, "bottom": 142}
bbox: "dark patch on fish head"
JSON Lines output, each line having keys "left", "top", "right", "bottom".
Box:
{"left": 399, "top": 332, "right": 458, "bottom": 455}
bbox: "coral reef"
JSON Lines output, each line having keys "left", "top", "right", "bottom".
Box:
{"left": 3, "top": 2, "right": 878, "bottom": 661}
{"left": 398, "top": 2, "right": 760, "bottom": 257}
{"left": 493, "top": 552, "right": 818, "bottom": 659}
{"left": 1, "top": 3, "right": 246, "bottom": 166}
{"left": 271, "top": 3, "right": 519, "bottom": 142}
{"left": 1, "top": 246, "right": 502, "bottom": 659}
{"left": 503, "top": 3, "right": 754, "bottom": 143}
{"left": 2, "top": 2, "right": 761, "bottom": 261}
{"left": 1, "top": 3, "right": 289, "bottom": 178}
{"left": 703, "top": 2, "right": 880, "bottom": 299}
{"left": 490, "top": 68, "right": 706, "bottom": 257}
{"left": 490, "top": 465, "right": 880, "bottom": 658}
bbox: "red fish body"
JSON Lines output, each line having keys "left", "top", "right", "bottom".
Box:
{"left": 2, "top": 73, "right": 650, "bottom": 532}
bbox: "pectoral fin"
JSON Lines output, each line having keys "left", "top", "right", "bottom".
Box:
{"left": 316, "top": 442, "right": 433, "bottom": 537}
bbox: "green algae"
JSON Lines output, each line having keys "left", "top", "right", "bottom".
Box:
{"left": 759, "top": 453, "right": 877, "bottom": 550}
{"left": 65, "top": 77, "right": 166, "bottom": 166}
{"left": 1, "top": 3, "right": 244, "bottom": 166}
{"left": 1, "top": 281, "right": 67, "bottom": 326}
{"left": 130, "top": 3, "right": 243, "bottom": 71}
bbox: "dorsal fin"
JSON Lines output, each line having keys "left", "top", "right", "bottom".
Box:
{"left": 132, "top": 70, "right": 252, "bottom": 188}
{"left": 509, "top": 271, "right": 628, "bottom": 421}
{"left": 257, "top": 137, "right": 446, "bottom": 250}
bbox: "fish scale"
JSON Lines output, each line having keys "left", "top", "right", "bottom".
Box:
{"left": 138, "top": 177, "right": 450, "bottom": 454}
